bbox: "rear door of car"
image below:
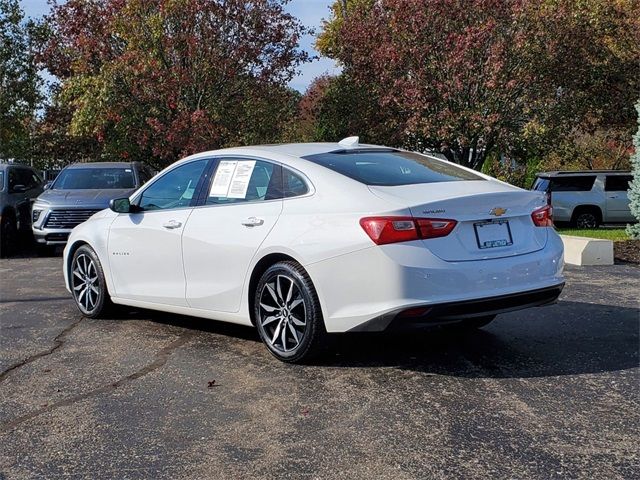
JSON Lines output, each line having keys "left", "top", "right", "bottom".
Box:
{"left": 604, "top": 175, "right": 633, "bottom": 222}
{"left": 182, "top": 157, "right": 284, "bottom": 313}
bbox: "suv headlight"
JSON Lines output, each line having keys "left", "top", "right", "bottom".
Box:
{"left": 33, "top": 209, "right": 42, "bottom": 222}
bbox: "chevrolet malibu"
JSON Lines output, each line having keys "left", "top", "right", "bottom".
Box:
{"left": 63, "top": 138, "right": 565, "bottom": 362}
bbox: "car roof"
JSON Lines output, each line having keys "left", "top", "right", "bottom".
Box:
{"left": 0, "top": 163, "right": 36, "bottom": 170}
{"left": 537, "top": 170, "right": 631, "bottom": 177}
{"left": 64, "top": 162, "right": 135, "bottom": 169}
{"left": 216, "top": 142, "right": 388, "bottom": 158}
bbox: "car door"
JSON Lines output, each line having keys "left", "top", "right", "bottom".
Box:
{"left": 182, "top": 158, "right": 284, "bottom": 312}
{"left": 604, "top": 175, "right": 633, "bottom": 222}
{"left": 108, "top": 158, "right": 210, "bottom": 306}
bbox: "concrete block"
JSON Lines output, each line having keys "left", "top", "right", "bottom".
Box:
{"left": 560, "top": 235, "right": 614, "bottom": 266}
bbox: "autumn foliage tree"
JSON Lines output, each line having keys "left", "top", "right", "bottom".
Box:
{"left": 0, "top": 0, "right": 41, "bottom": 162}
{"left": 39, "top": 0, "right": 309, "bottom": 167}
{"left": 318, "top": 0, "right": 640, "bottom": 171}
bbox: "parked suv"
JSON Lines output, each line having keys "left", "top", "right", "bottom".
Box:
{"left": 0, "top": 163, "right": 45, "bottom": 257}
{"left": 32, "top": 161, "right": 154, "bottom": 248}
{"left": 532, "top": 171, "right": 634, "bottom": 228}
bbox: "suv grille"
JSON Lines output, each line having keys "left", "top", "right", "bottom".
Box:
{"left": 44, "top": 209, "right": 101, "bottom": 229}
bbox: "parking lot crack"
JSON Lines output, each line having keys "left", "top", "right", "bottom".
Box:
{"left": 0, "top": 317, "right": 84, "bottom": 385}
{"left": 0, "top": 331, "right": 194, "bottom": 434}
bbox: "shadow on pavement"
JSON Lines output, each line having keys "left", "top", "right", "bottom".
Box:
{"left": 131, "top": 300, "right": 639, "bottom": 379}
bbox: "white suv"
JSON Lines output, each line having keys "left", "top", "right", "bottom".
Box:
{"left": 532, "top": 171, "right": 634, "bottom": 228}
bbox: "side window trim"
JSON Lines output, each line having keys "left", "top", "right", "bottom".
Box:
{"left": 192, "top": 154, "right": 316, "bottom": 208}
{"left": 193, "top": 158, "right": 220, "bottom": 206}
{"left": 131, "top": 158, "right": 212, "bottom": 212}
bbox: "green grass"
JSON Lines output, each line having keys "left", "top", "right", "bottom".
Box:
{"left": 556, "top": 227, "right": 630, "bottom": 241}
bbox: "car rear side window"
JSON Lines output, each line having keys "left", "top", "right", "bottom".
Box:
{"left": 284, "top": 169, "right": 309, "bottom": 197}
{"left": 206, "top": 159, "right": 284, "bottom": 205}
{"left": 302, "top": 150, "right": 484, "bottom": 186}
{"left": 604, "top": 175, "right": 632, "bottom": 192}
{"left": 548, "top": 176, "right": 596, "bottom": 192}
{"left": 533, "top": 177, "right": 550, "bottom": 191}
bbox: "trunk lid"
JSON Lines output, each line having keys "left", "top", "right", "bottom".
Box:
{"left": 368, "top": 181, "right": 549, "bottom": 261}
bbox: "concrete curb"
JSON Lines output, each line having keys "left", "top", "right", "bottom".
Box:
{"left": 560, "top": 234, "right": 614, "bottom": 266}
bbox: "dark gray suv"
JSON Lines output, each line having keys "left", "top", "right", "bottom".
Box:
{"left": 32, "top": 162, "right": 154, "bottom": 248}
{"left": 0, "top": 163, "right": 45, "bottom": 257}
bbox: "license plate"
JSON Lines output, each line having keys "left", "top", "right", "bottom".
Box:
{"left": 474, "top": 220, "right": 513, "bottom": 249}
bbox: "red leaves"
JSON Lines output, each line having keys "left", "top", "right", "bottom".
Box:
{"left": 39, "top": 0, "right": 309, "bottom": 167}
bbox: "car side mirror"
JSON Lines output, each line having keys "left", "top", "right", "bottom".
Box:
{"left": 110, "top": 197, "right": 133, "bottom": 213}
{"left": 43, "top": 182, "right": 52, "bottom": 190}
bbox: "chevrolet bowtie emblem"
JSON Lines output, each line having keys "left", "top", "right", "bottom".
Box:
{"left": 490, "top": 207, "right": 507, "bottom": 217}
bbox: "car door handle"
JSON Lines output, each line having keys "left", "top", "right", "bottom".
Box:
{"left": 163, "top": 220, "right": 182, "bottom": 229}
{"left": 241, "top": 217, "right": 264, "bottom": 227}
{"left": 608, "top": 195, "right": 618, "bottom": 199}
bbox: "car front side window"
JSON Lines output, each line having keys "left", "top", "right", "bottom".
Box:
{"left": 138, "top": 159, "right": 208, "bottom": 211}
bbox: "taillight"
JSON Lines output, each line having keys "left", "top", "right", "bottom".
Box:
{"left": 359, "top": 216, "right": 457, "bottom": 245}
{"left": 531, "top": 205, "right": 553, "bottom": 227}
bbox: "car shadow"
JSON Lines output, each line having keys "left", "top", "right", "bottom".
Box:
{"left": 131, "top": 300, "right": 638, "bottom": 379}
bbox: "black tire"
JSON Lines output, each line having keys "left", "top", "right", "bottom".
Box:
{"left": 254, "top": 261, "right": 326, "bottom": 363}
{"left": 0, "top": 214, "right": 17, "bottom": 258}
{"left": 572, "top": 208, "right": 601, "bottom": 229}
{"left": 459, "top": 315, "right": 496, "bottom": 330}
{"left": 70, "top": 245, "right": 113, "bottom": 318}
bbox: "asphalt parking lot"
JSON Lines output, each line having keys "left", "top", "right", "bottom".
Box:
{"left": 0, "top": 255, "right": 638, "bottom": 479}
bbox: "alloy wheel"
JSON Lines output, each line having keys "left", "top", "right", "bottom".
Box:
{"left": 576, "top": 213, "right": 597, "bottom": 229}
{"left": 71, "top": 253, "right": 101, "bottom": 313}
{"left": 258, "top": 274, "right": 307, "bottom": 354}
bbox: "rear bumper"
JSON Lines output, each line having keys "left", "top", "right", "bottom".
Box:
{"left": 306, "top": 230, "right": 565, "bottom": 332}
{"left": 353, "top": 284, "right": 564, "bottom": 331}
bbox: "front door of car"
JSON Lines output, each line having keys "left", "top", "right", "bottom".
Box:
{"left": 182, "top": 158, "right": 284, "bottom": 312}
{"left": 108, "top": 159, "right": 210, "bottom": 306}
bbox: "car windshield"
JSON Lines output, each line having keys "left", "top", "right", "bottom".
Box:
{"left": 302, "top": 150, "right": 485, "bottom": 186}
{"left": 53, "top": 167, "right": 135, "bottom": 190}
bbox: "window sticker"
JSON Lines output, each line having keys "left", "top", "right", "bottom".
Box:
{"left": 227, "top": 161, "right": 256, "bottom": 199}
{"left": 209, "top": 160, "right": 237, "bottom": 196}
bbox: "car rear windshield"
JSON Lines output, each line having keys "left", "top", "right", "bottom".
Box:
{"left": 53, "top": 167, "right": 135, "bottom": 190}
{"left": 302, "top": 150, "right": 485, "bottom": 186}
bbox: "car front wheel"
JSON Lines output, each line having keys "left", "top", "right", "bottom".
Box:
{"left": 254, "top": 261, "right": 326, "bottom": 363}
{"left": 70, "top": 245, "right": 112, "bottom": 318}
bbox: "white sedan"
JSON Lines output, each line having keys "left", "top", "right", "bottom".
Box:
{"left": 63, "top": 138, "right": 565, "bottom": 362}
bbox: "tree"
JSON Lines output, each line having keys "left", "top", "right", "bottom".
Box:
{"left": 39, "top": 0, "right": 310, "bottom": 168}
{"left": 318, "top": 0, "right": 640, "bottom": 171}
{"left": 0, "top": 0, "right": 41, "bottom": 162}
{"left": 627, "top": 101, "right": 640, "bottom": 239}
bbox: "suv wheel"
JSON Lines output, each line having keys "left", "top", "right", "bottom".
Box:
{"left": 573, "top": 208, "right": 601, "bottom": 229}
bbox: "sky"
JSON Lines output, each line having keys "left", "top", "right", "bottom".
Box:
{"left": 18, "top": 0, "right": 341, "bottom": 93}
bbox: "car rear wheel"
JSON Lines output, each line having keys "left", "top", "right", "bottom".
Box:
{"left": 70, "top": 245, "right": 112, "bottom": 318}
{"left": 254, "top": 261, "right": 326, "bottom": 363}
